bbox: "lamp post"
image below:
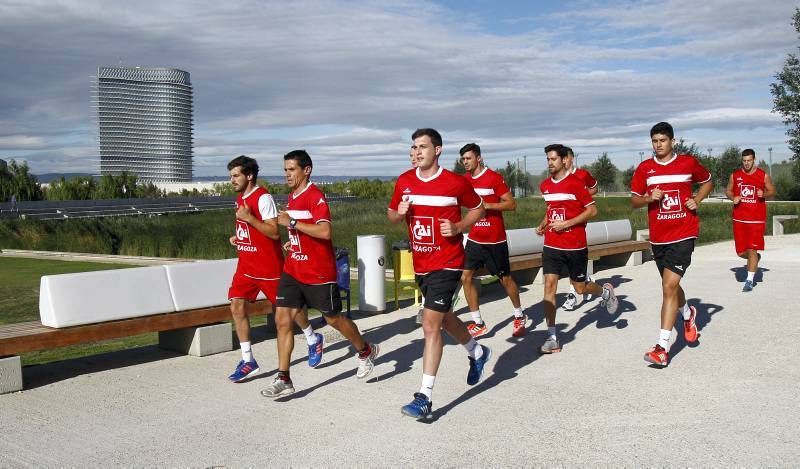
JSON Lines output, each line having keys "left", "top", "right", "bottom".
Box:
{"left": 768, "top": 147, "right": 773, "bottom": 178}
{"left": 639, "top": 151, "right": 644, "bottom": 163}
{"left": 707, "top": 147, "right": 712, "bottom": 158}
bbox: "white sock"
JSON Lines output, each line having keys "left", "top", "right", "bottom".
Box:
{"left": 470, "top": 310, "right": 483, "bottom": 325}
{"left": 658, "top": 329, "right": 671, "bottom": 349}
{"left": 302, "top": 326, "right": 317, "bottom": 345}
{"left": 680, "top": 303, "right": 692, "bottom": 320}
{"left": 746, "top": 271, "right": 755, "bottom": 282}
{"left": 569, "top": 284, "right": 577, "bottom": 295}
{"left": 419, "top": 374, "right": 435, "bottom": 400}
{"left": 512, "top": 307, "right": 523, "bottom": 318}
{"left": 547, "top": 326, "right": 556, "bottom": 339}
{"left": 240, "top": 341, "right": 253, "bottom": 362}
{"left": 464, "top": 339, "right": 484, "bottom": 359}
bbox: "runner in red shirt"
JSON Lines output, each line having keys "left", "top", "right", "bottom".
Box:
{"left": 260, "top": 150, "right": 379, "bottom": 398}
{"left": 458, "top": 143, "right": 527, "bottom": 338}
{"left": 631, "top": 122, "right": 713, "bottom": 367}
{"left": 562, "top": 146, "right": 599, "bottom": 311}
{"left": 388, "top": 128, "right": 488, "bottom": 421}
{"left": 725, "top": 148, "right": 776, "bottom": 292}
{"left": 226, "top": 155, "right": 317, "bottom": 382}
{"left": 535, "top": 144, "right": 618, "bottom": 355}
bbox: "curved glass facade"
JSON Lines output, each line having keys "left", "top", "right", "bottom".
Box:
{"left": 95, "top": 67, "right": 193, "bottom": 182}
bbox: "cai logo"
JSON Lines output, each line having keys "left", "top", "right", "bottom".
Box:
{"left": 235, "top": 220, "right": 251, "bottom": 245}
{"left": 660, "top": 190, "right": 681, "bottom": 213}
{"left": 740, "top": 184, "right": 755, "bottom": 200}
{"left": 411, "top": 216, "right": 435, "bottom": 245}
{"left": 288, "top": 230, "right": 301, "bottom": 252}
{"left": 548, "top": 207, "right": 566, "bottom": 222}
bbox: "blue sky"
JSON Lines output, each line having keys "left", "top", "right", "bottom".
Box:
{"left": 0, "top": 0, "right": 796, "bottom": 178}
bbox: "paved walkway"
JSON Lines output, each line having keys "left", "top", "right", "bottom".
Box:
{"left": 1, "top": 235, "right": 798, "bottom": 467}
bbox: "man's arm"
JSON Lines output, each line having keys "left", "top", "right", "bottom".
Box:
{"left": 236, "top": 202, "right": 280, "bottom": 240}
{"left": 686, "top": 180, "right": 713, "bottom": 211}
{"left": 439, "top": 205, "right": 486, "bottom": 237}
{"left": 587, "top": 186, "right": 599, "bottom": 196}
{"left": 725, "top": 174, "right": 740, "bottom": 204}
{"left": 277, "top": 210, "right": 333, "bottom": 240}
{"left": 548, "top": 204, "right": 598, "bottom": 232}
{"left": 762, "top": 174, "right": 777, "bottom": 199}
{"left": 484, "top": 192, "right": 516, "bottom": 212}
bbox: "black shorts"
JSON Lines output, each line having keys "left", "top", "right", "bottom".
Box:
{"left": 416, "top": 270, "right": 462, "bottom": 313}
{"left": 651, "top": 239, "right": 694, "bottom": 277}
{"left": 275, "top": 272, "right": 342, "bottom": 316}
{"left": 542, "top": 246, "right": 589, "bottom": 282}
{"left": 464, "top": 240, "right": 512, "bottom": 277}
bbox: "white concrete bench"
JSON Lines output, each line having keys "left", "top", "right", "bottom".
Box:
{"left": 773, "top": 215, "right": 799, "bottom": 236}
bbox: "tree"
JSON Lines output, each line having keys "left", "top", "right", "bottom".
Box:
{"left": 713, "top": 146, "right": 742, "bottom": 189}
{"left": 0, "top": 160, "right": 43, "bottom": 201}
{"left": 771, "top": 8, "right": 800, "bottom": 159}
{"left": 622, "top": 166, "right": 635, "bottom": 190}
{"left": 452, "top": 158, "right": 466, "bottom": 175}
{"left": 587, "top": 153, "right": 618, "bottom": 192}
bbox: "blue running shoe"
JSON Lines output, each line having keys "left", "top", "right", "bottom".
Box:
{"left": 743, "top": 280, "right": 754, "bottom": 292}
{"left": 308, "top": 332, "right": 324, "bottom": 368}
{"left": 229, "top": 359, "right": 260, "bottom": 383}
{"left": 467, "top": 344, "right": 492, "bottom": 385}
{"left": 401, "top": 392, "right": 433, "bottom": 421}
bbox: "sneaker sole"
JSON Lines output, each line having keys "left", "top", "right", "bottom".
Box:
{"left": 230, "top": 367, "right": 260, "bottom": 383}
{"left": 401, "top": 408, "right": 433, "bottom": 421}
{"left": 356, "top": 344, "right": 380, "bottom": 379}
{"left": 260, "top": 386, "right": 295, "bottom": 399}
{"left": 539, "top": 347, "right": 561, "bottom": 354}
{"left": 643, "top": 355, "right": 668, "bottom": 366}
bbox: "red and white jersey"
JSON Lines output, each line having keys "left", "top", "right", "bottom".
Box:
{"left": 284, "top": 183, "right": 337, "bottom": 284}
{"left": 630, "top": 154, "right": 711, "bottom": 244}
{"left": 389, "top": 167, "right": 483, "bottom": 274}
{"left": 464, "top": 167, "right": 510, "bottom": 244}
{"left": 233, "top": 186, "right": 284, "bottom": 280}
{"left": 732, "top": 168, "right": 767, "bottom": 224}
{"left": 571, "top": 167, "right": 598, "bottom": 190}
{"left": 540, "top": 173, "right": 595, "bottom": 250}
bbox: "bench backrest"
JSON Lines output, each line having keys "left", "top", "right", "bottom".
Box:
{"left": 505, "top": 219, "right": 632, "bottom": 257}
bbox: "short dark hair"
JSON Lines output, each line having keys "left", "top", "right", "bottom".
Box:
{"left": 412, "top": 128, "right": 443, "bottom": 147}
{"left": 544, "top": 144, "right": 568, "bottom": 158}
{"left": 227, "top": 155, "right": 259, "bottom": 179}
{"left": 650, "top": 122, "right": 674, "bottom": 139}
{"left": 742, "top": 148, "right": 756, "bottom": 158}
{"left": 459, "top": 143, "right": 481, "bottom": 157}
{"left": 284, "top": 149, "right": 313, "bottom": 170}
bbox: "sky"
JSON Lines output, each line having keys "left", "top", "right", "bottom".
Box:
{"left": 0, "top": 0, "right": 797, "bottom": 178}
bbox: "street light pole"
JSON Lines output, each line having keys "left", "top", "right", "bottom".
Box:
{"left": 707, "top": 147, "right": 713, "bottom": 158}
{"left": 523, "top": 154, "right": 527, "bottom": 197}
{"left": 768, "top": 147, "right": 773, "bottom": 178}
{"left": 639, "top": 151, "right": 644, "bottom": 164}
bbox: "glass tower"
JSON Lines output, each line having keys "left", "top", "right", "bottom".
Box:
{"left": 95, "top": 67, "right": 193, "bottom": 182}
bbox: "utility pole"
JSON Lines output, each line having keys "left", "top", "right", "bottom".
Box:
{"left": 707, "top": 147, "right": 713, "bottom": 158}
{"left": 768, "top": 147, "right": 773, "bottom": 178}
{"left": 639, "top": 151, "right": 644, "bottom": 164}
{"left": 522, "top": 154, "right": 527, "bottom": 197}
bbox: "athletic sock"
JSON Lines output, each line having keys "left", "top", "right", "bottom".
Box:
{"left": 746, "top": 271, "right": 755, "bottom": 282}
{"left": 680, "top": 303, "right": 692, "bottom": 320}
{"left": 358, "top": 343, "right": 372, "bottom": 359}
{"left": 569, "top": 284, "right": 577, "bottom": 296}
{"left": 419, "top": 374, "right": 435, "bottom": 400}
{"left": 302, "top": 325, "right": 317, "bottom": 345}
{"left": 277, "top": 370, "right": 291, "bottom": 382}
{"left": 464, "top": 339, "right": 483, "bottom": 359}
{"left": 470, "top": 311, "right": 483, "bottom": 325}
{"left": 547, "top": 326, "right": 557, "bottom": 340}
{"left": 512, "top": 307, "right": 524, "bottom": 318}
{"left": 240, "top": 341, "right": 253, "bottom": 362}
{"left": 658, "top": 329, "right": 671, "bottom": 349}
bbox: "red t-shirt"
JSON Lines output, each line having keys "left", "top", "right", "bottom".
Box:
{"left": 234, "top": 186, "right": 284, "bottom": 279}
{"left": 732, "top": 168, "right": 767, "bottom": 223}
{"left": 630, "top": 154, "right": 711, "bottom": 244}
{"left": 571, "top": 167, "right": 598, "bottom": 190}
{"left": 464, "top": 167, "right": 510, "bottom": 244}
{"left": 540, "top": 173, "right": 595, "bottom": 250}
{"left": 284, "top": 183, "right": 337, "bottom": 284}
{"left": 389, "top": 167, "right": 483, "bottom": 274}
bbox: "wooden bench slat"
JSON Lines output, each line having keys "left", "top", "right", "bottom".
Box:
{"left": 0, "top": 300, "right": 270, "bottom": 357}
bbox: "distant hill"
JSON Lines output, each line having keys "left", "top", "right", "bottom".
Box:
{"left": 33, "top": 173, "right": 395, "bottom": 183}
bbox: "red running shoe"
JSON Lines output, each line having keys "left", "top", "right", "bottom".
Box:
{"left": 467, "top": 322, "right": 488, "bottom": 338}
{"left": 511, "top": 315, "right": 528, "bottom": 337}
{"left": 683, "top": 306, "right": 698, "bottom": 343}
{"left": 644, "top": 344, "right": 669, "bottom": 366}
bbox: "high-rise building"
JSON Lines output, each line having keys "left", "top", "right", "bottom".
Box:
{"left": 94, "top": 66, "right": 193, "bottom": 182}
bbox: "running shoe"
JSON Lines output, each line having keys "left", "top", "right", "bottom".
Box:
{"left": 643, "top": 344, "right": 669, "bottom": 366}
{"left": 742, "top": 280, "right": 754, "bottom": 292}
{"left": 562, "top": 293, "right": 577, "bottom": 311}
{"left": 228, "top": 359, "right": 260, "bottom": 383}
{"left": 511, "top": 314, "right": 528, "bottom": 337}
{"left": 468, "top": 322, "right": 488, "bottom": 338}
{"left": 602, "top": 283, "right": 618, "bottom": 315}
{"left": 539, "top": 336, "right": 561, "bottom": 354}
{"left": 584, "top": 275, "right": 595, "bottom": 302}
{"left": 401, "top": 392, "right": 433, "bottom": 421}
{"left": 467, "top": 344, "right": 492, "bottom": 385}
{"left": 683, "top": 305, "right": 698, "bottom": 343}
{"left": 308, "top": 332, "right": 324, "bottom": 368}
{"left": 260, "top": 377, "right": 295, "bottom": 398}
{"left": 356, "top": 343, "right": 380, "bottom": 379}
